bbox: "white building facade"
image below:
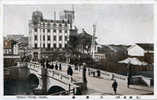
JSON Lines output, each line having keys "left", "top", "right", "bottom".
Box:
{"left": 29, "top": 11, "right": 73, "bottom": 59}
{"left": 128, "top": 43, "right": 153, "bottom": 57}
{"left": 128, "top": 44, "right": 145, "bottom": 57}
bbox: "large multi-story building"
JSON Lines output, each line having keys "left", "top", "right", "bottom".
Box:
{"left": 29, "top": 10, "right": 74, "bottom": 60}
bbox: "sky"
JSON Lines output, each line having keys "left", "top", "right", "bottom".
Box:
{"left": 3, "top": 4, "right": 153, "bottom": 45}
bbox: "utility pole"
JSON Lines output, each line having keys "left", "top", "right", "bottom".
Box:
{"left": 91, "top": 24, "right": 96, "bottom": 59}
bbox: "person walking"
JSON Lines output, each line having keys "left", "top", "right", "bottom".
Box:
{"left": 69, "top": 66, "right": 73, "bottom": 76}
{"left": 112, "top": 80, "right": 118, "bottom": 95}
{"left": 67, "top": 65, "right": 73, "bottom": 76}
{"left": 51, "top": 63, "right": 54, "bottom": 69}
{"left": 67, "top": 65, "right": 70, "bottom": 75}
{"left": 83, "top": 65, "right": 87, "bottom": 82}
{"left": 46, "top": 61, "right": 50, "bottom": 68}
{"left": 97, "top": 70, "right": 100, "bottom": 77}
{"left": 55, "top": 63, "right": 58, "bottom": 70}
{"left": 127, "top": 77, "right": 130, "bottom": 88}
{"left": 59, "top": 63, "right": 62, "bottom": 71}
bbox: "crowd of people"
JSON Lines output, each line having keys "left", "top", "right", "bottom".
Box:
{"left": 40, "top": 59, "right": 75, "bottom": 76}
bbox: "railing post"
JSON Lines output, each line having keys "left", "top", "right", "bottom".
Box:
{"left": 52, "top": 70, "right": 54, "bottom": 76}
{"left": 73, "top": 88, "right": 75, "bottom": 95}
{"left": 41, "top": 67, "right": 47, "bottom": 94}
{"left": 71, "top": 76, "right": 73, "bottom": 83}
{"left": 68, "top": 84, "right": 71, "bottom": 94}
{"left": 60, "top": 74, "right": 62, "bottom": 80}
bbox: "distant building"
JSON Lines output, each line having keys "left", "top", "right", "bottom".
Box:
{"left": 128, "top": 43, "right": 153, "bottom": 56}
{"left": 95, "top": 44, "right": 128, "bottom": 62}
{"left": 4, "top": 35, "right": 29, "bottom": 57}
{"left": 128, "top": 43, "right": 154, "bottom": 64}
{"left": 29, "top": 10, "right": 74, "bottom": 60}
{"left": 59, "top": 10, "right": 75, "bottom": 28}
{"left": 94, "top": 53, "right": 106, "bottom": 62}
{"left": 77, "top": 29, "right": 98, "bottom": 54}
{"left": 4, "top": 39, "right": 20, "bottom": 67}
{"left": 4, "top": 40, "right": 19, "bottom": 55}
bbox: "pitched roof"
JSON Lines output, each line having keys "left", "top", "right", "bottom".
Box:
{"left": 97, "top": 45, "right": 128, "bottom": 53}
{"left": 136, "top": 43, "right": 154, "bottom": 51}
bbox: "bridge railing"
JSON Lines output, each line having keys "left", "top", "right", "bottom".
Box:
{"left": 47, "top": 68, "right": 78, "bottom": 85}
{"left": 27, "top": 62, "right": 42, "bottom": 74}
{"left": 64, "top": 63, "right": 128, "bottom": 83}
{"left": 28, "top": 62, "right": 80, "bottom": 89}
{"left": 87, "top": 67, "right": 128, "bottom": 83}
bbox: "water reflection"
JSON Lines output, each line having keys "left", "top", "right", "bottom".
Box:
{"left": 4, "top": 80, "right": 34, "bottom": 95}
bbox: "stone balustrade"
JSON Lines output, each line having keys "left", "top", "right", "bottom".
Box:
{"left": 28, "top": 62, "right": 79, "bottom": 90}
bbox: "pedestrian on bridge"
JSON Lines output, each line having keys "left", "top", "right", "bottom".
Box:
{"left": 59, "top": 63, "right": 62, "bottom": 70}
{"left": 46, "top": 61, "right": 50, "bottom": 68}
{"left": 67, "top": 65, "right": 73, "bottom": 76}
{"left": 55, "top": 63, "right": 58, "bottom": 70}
{"left": 51, "top": 63, "right": 54, "bottom": 69}
{"left": 112, "top": 80, "right": 118, "bottom": 95}
{"left": 97, "top": 70, "right": 100, "bottom": 77}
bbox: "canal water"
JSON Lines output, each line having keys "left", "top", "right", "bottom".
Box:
{"left": 4, "top": 80, "right": 34, "bottom": 95}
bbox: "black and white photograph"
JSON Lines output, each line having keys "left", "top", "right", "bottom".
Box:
{"left": 3, "top": 3, "right": 154, "bottom": 96}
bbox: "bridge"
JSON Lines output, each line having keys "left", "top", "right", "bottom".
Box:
{"left": 26, "top": 62, "right": 83, "bottom": 95}
{"left": 11, "top": 61, "right": 153, "bottom": 95}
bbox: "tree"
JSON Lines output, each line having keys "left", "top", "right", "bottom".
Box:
{"left": 78, "top": 29, "right": 92, "bottom": 54}
{"left": 67, "top": 33, "right": 80, "bottom": 56}
{"left": 67, "top": 28, "right": 95, "bottom": 65}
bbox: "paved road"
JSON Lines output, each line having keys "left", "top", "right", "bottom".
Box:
{"left": 52, "top": 62, "right": 154, "bottom": 95}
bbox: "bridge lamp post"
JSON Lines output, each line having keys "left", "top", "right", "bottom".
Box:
{"left": 82, "top": 62, "right": 87, "bottom": 90}
{"left": 127, "top": 60, "right": 132, "bottom": 88}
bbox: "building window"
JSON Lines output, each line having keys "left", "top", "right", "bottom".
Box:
{"left": 65, "top": 36, "right": 67, "bottom": 41}
{"left": 35, "top": 43, "right": 37, "bottom": 48}
{"left": 34, "top": 35, "right": 37, "bottom": 41}
{"left": 43, "top": 29, "right": 45, "bottom": 33}
{"left": 54, "top": 36, "right": 56, "bottom": 41}
{"left": 34, "top": 28, "right": 37, "bottom": 32}
{"left": 48, "top": 29, "right": 50, "bottom": 33}
{"left": 59, "top": 44, "right": 62, "bottom": 48}
{"left": 48, "top": 35, "right": 50, "bottom": 41}
{"left": 43, "top": 35, "right": 45, "bottom": 41}
{"left": 65, "top": 30, "right": 67, "bottom": 33}
{"left": 53, "top": 44, "right": 56, "bottom": 48}
{"left": 43, "top": 43, "right": 45, "bottom": 48}
{"left": 59, "top": 36, "right": 62, "bottom": 41}
{"left": 59, "top": 30, "right": 62, "bottom": 33}
{"left": 48, "top": 43, "right": 50, "bottom": 49}
{"left": 53, "top": 29, "right": 56, "bottom": 33}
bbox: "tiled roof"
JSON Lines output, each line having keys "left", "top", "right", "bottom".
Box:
{"left": 136, "top": 43, "right": 154, "bottom": 51}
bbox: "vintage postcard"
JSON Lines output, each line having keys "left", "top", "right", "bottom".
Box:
{"left": 0, "top": 0, "right": 156, "bottom": 100}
